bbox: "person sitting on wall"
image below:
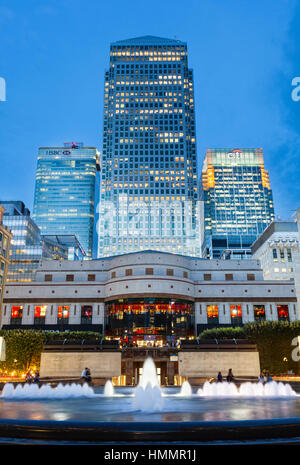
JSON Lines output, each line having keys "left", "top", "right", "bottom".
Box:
{"left": 81, "top": 367, "right": 88, "bottom": 383}
{"left": 217, "top": 372, "right": 223, "bottom": 383}
{"left": 85, "top": 367, "right": 92, "bottom": 383}
{"left": 33, "top": 370, "right": 40, "bottom": 384}
{"left": 25, "top": 370, "right": 33, "bottom": 383}
{"left": 226, "top": 369, "right": 234, "bottom": 383}
{"left": 258, "top": 372, "right": 266, "bottom": 384}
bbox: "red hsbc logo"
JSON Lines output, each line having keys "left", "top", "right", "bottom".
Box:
{"left": 63, "top": 150, "right": 71, "bottom": 155}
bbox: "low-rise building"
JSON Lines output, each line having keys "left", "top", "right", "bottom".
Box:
{"left": 2, "top": 250, "right": 298, "bottom": 339}
{"left": 251, "top": 221, "right": 299, "bottom": 281}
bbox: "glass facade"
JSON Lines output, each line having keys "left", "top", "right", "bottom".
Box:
{"left": 201, "top": 148, "right": 275, "bottom": 258}
{"left": 105, "top": 297, "right": 194, "bottom": 344}
{"left": 33, "top": 143, "right": 100, "bottom": 258}
{"left": 2, "top": 207, "right": 68, "bottom": 282}
{"left": 97, "top": 36, "right": 199, "bottom": 258}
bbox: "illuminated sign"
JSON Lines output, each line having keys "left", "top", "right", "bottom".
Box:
{"left": 227, "top": 149, "right": 243, "bottom": 158}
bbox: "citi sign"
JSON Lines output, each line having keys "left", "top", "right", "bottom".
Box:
{"left": 227, "top": 149, "right": 243, "bottom": 158}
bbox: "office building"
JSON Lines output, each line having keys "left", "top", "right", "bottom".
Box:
{"left": 98, "top": 36, "right": 200, "bottom": 258}
{"left": 1, "top": 201, "right": 84, "bottom": 282}
{"left": 0, "top": 206, "right": 12, "bottom": 326}
{"left": 33, "top": 143, "right": 100, "bottom": 258}
{"left": 201, "top": 148, "right": 275, "bottom": 259}
{"left": 251, "top": 221, "right": 299, "bottom": 281}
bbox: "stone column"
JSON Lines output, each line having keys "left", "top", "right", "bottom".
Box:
{"left": 125, "top": 360, "right": 134, "bottom": 386}
{"left": 167, "top": 361, "right": 175, "bottom": 385}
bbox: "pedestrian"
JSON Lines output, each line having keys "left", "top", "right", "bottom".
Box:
{"left": 266, "top": 372, "right": 273, "bottom": 383}
{"left": 258, "top": 372, "right": 266, "bottom": 384}
{"left": 33, "top": 370, "right": 40, "bottom": 384}
{"left": 25, "top": 370, "right": 32, "bottom": 383}
{"left": 226, "top": 368, "right": 234, "bottom": 383}
{"left": 217, "top": 372, "right": 223, "bottom": 383}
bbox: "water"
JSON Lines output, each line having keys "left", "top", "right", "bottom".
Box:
{"left": 0, "top": 357, "right": 298, "bottom": 423}
{"left": 132, "top": 357, "right": 163, "bottom": 411}
{"left": 197, "top": 380, "right": 297, "bottom": 397}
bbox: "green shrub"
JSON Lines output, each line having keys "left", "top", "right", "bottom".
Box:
{"left": 0, "top": 330, "right": 103, "bottom": 375}
{"left": 198, "top": 321, "right": 300, "bottom": 376}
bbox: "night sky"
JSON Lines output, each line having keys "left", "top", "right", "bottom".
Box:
{"left": 0, "top": 0, "right": 299, "bottom": 219}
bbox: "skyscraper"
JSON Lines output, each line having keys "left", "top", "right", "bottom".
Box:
{"left": 97, "top": 36, "right": 200, "bottom": 257}
{"left": 201, "top": 148, "right": 275, "bottom": 259}
{"left": 0, "top": 205, "right": 12, "bottom": 327}
{"left": 33, "top": 143, "right": 100, "bottom": 258}
{"left": 0, "top": 200, "right": 78, "bottom": 282}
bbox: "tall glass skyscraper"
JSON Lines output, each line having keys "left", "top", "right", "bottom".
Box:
{"left": 33, "top": 143, "right": 100, "bottom": 258}
{"left": 201, "top": 148, "right": 275, "bottom": 259}
{"left": 97, "top": 36, "right": 200, "bottom": 257}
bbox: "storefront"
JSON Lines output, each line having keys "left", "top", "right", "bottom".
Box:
{"left": 105, "top": 298, "right": 194, "bottom": 346}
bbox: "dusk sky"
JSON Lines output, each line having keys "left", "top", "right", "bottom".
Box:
{"left": 0, "top": 0, "right": 299, "bottom": 219}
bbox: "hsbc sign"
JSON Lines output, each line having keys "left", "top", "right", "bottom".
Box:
{"left": 63, "top": 150, "right": 71, "bottom": 155}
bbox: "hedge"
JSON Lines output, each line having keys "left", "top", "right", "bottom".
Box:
{"left": 0, "top": 330, "right": 103, "bottom": 375}
{"left": 198, "top": 321, "right": 300, "bottom": 375}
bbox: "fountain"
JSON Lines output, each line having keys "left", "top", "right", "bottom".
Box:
{"left": 0, "top": 357, "right": 299, "bottom": 444}
{"left": 132, "top": 357, "right": 163, "bottom": 411}
{"left": 197, "top": 380, "right": 297, "bottom": 397}
{"left": 179, "top": 380, "right": 193, "bottom": 396}
{"left": 103, "top": 380, "right": 115, "bottom": 396}
{"left": 1, "top": 382, "right": 95, "bottom": 399}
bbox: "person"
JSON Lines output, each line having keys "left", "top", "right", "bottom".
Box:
{"left": 258, "top": 372, "right": 266, "bottom": 384}
{"left": 266, "top": 372, "right": 273, "bottom": 383}
{"left": 25, "top": 370, "right": 32, "bottom": 383}
{"left": 226, "top": 368, "right": 234, "bottom": 383}
{"left": 85, "top": 367, "right": 92, "bottom": 383}
{"left": 33, "top": 370, "right": 40, "bottom": 384}
{"left": 81, "top": 367, "right": 88, "bottom": 383}
{"left": 217, "top": 372, "right": 223, "bottom": 383}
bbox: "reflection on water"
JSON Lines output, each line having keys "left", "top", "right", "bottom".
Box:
{"left": 0, "top": 386, "right": 299, "bottom": 423}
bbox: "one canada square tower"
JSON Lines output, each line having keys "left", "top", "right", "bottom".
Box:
{"left": 97, "top": 36, "right": 200, "bottom": 258}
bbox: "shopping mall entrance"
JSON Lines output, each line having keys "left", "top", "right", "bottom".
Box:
{"left": 121, "top": 347, "right": 180, "bottom": 386}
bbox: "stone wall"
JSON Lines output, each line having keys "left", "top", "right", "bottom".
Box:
{"left": 178, "top": 350, "right": 260, "bottom": 378}
{"left": 40, "top": 351, "right": 122, "bottom": 379}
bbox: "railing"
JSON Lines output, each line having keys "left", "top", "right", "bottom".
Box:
{"left": 122, "top": 347, "right": 178, "bottom": 359}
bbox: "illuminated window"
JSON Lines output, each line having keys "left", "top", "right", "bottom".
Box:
{"left": 253, "top": 305, "right": 265, "bottom": 321}
{"left": 230, "top": 305, "right": 242, "bottom": 325}
{"left": 57, "top": 305, "right": 69, "bottom": 324}
{"left": 277, "top": 304, "right": 289, "bottom": 322}
{"left": 81, "top": 305, "right": 93, "bottom": 324}
{"left": 11, "top": 306, "right": 23, "bottom": 324}
{"left": 34, "top": 305, "right": 47, "bottom": 324}
{"left": 207, "top": 305, "right": 218, "bottom": 321}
